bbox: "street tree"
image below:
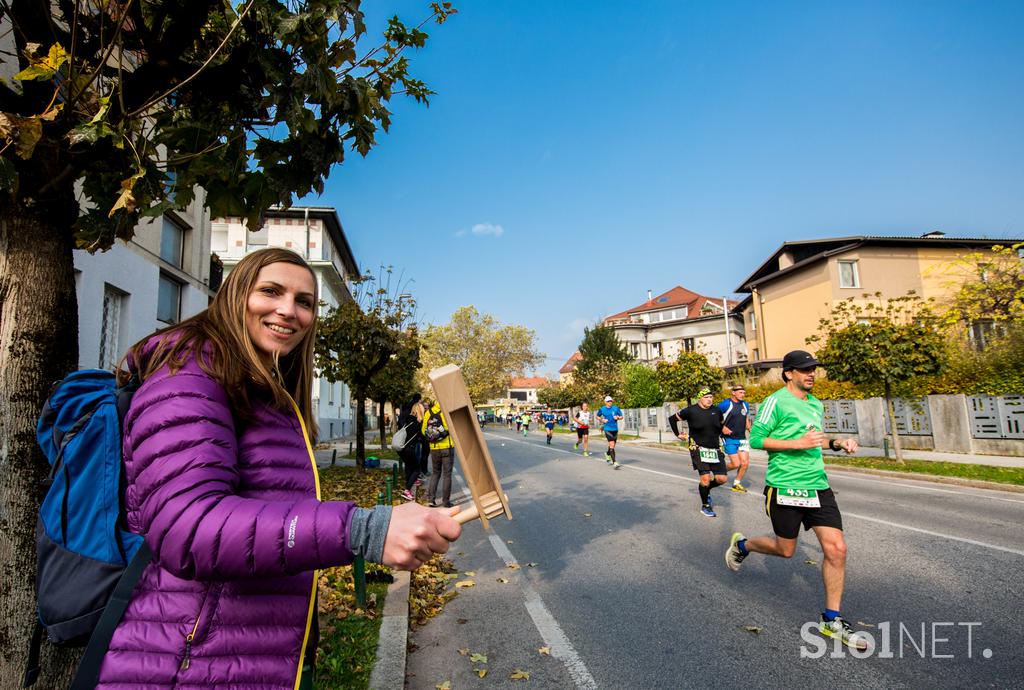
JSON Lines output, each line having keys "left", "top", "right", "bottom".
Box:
{"left": 574, "top": 323, "right": 631, "bottom": 382}
{"left": 936, "top": 242, "right": 1024, "bottom": 343}
{"left": 655, "top": 351, "right": 723, "bottom": 405}
{"left": 316, "top": 271, "right": 416, "bottom": 467}
{"left": 367, "top": 327, "right": 421, "bottom": 450}
{"left": 619, "top": 362, "right": 664, "bottom": 408}
{"left": 0, "top": 1, "right": 454, "bottom": 683}
{"left": 807, "top": 292, "right": 946, "bottom": 463}
{"left": 419, "top": 306, "right": 544, "bottom": 402}
{"left": 537, "top": 381, "right": 588, "bottom": 409}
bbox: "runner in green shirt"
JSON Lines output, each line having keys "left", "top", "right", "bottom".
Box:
{"left": 724, "top": 350, "right": 867, "bottom": 651}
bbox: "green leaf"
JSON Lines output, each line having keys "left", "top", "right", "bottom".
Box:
{"left": 0, "top": 156, "right": 19, "bottom": 194}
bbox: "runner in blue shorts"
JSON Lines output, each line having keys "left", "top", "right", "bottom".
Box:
{"left": 542, "top": 406, "right": 556, "bottom": 445}
{"left": 719, "top": 384, "right": 752, "bottom": 492}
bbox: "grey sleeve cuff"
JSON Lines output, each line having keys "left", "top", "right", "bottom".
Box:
{"left": 348, "top": 506, "right": 393, "bottom": 563}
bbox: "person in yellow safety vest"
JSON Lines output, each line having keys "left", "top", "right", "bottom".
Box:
{"left": 421, "top": 401, "right": 455, "bottom": 507}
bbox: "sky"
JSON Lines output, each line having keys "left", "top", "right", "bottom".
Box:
{"left": 307, "top": 1, "right": 1024, "bottom": 378}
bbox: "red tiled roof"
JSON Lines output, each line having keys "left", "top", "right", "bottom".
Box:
{"left": 509, "top": 377, "right": 553, "bottom": 389}
{"left": 558, "top": 352, "right": 582, "bottom": 374}
{"left": 603, "top": 286, "right": 740, "bottom": 324}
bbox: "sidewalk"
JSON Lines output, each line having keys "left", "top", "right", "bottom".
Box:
{"left": 624, "top": 430, "right": 1024, "bottom": 468}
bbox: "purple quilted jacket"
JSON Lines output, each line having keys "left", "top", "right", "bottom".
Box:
{"left": 97, "top": 348, "right": 357, "bottom": 689}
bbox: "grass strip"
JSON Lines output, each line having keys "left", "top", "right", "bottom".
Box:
{"left": 825, "top": 456, "right": 1024, "bottom": 486}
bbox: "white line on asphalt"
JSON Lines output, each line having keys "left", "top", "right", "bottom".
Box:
{"left": 843, "top": 511, "right": 1024, "bottom": 557}
{"left": 450, "top": 470, "right": 597, "bottom": 689}
{"left": 486, "top": 433, "right": 1024, "bottom": 556}
{"left": 487, "top": 534, "right": 598, "bottom": 689}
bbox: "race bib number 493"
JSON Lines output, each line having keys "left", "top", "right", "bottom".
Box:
{"left": 776, "top": 488, "right": 820, "bottom": 508}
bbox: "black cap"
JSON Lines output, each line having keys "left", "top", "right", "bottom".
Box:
{"left": 782, "top": 350, "right": 820, "bottom": 370}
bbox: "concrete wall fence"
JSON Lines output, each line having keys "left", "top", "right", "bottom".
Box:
{"left": 599, "top": 394, "right": 1024, "bottom": 458}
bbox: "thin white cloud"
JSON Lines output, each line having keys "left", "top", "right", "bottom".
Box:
{"left": 472, "top": 222, "right": 504, "bottom": 237}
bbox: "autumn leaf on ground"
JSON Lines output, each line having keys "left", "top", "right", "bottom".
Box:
{"left": 526, "top": 562, "right": 538, "bottom": 568}
{"left": 507, "top": 540, "right": 514, "bottom": 544}
{"left": 510, "top": 669, "right": 530, "bottom": 680}
{"left": 464, "top": 571, "right": 476, "bottom": 577}
{"left": 804, "top": 559, "right": 817, "bottom": 565}
{"left": 497, "top": 577, "right": 510, "bottom": 584}
{"left": 583, "top": 513, "right": 592, "bottom": 518}
{"left": 470, "top": 653, "right": 488, "bottom": 663}
{"left": 455, "top": 580, "right": 476, "bottom": 589}
{"left": 474, "top": 668, "right": 488, "bottom": 678}
{"left": 507, "top": 563, "right": 521, "bottom": 570}
{"left": 457, "top": 618, "right": 469, "bottom": 624}
{"left": 435, "top": 682, "right": 451, "bottom": 690}
{"left": 857, "top": 621, "right": 875, "bottom": 628}
{"left": 457, "top": 648, "right": 470, "bottom": 656}
{"left": 742, "top": 625, "right": 763, "bottom": 634}
{"left": 538, "top": 646, "right": 551, "bottom": 655}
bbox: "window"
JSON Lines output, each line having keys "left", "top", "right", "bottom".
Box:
{"left": 749, "top": 310, "right": 757, "bottom": 331}
{"left": 510, "top": 391, "right": 527, "bottom": 401}
{"left": 99, "top": 285, "right": 126, "bottom": 368}
{"left": 651, "top": 342, "right": 662, "bottom": 358}
{"left": 157, "top": 273, "right": 182, "bottom": 323}
{"left": 969, "top": 320, "right": 1005, "bottom": 351}
{"left": 752, "top": 348, "right": 759, "bottom": 361}
{"left": 838, "top": 260, "right": 860, "bottom": 288}
{"left": 247, "top": 226, "right": 269, "bottom": 248}
{"left": 683, "top": 337, "right": 695, "bottom": 352}
{"left": 630, "top": 343, "right": 640, "bottom": 357}
{"left": 160, "top": 219, "right": 184, "bottom": 267}
{"left": 211, "top": 223, "right": 229, "bottom": 252}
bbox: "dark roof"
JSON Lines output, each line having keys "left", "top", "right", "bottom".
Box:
{"left": 737, "top": 235, "right": 1023, "bottom": 293}
{"left": 267, "top": 205, "right": 359, "bottom": 277}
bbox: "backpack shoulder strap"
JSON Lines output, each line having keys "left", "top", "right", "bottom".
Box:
{"left": 68, "top": 542, "right": 152, "bottom": 690}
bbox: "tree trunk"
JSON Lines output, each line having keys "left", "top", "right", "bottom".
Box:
{"left": 0, "top": 211, "right": 80, "bottom": 689}
{"left": 354, "top": 386, "right": 366, "bottom": 470}
{"left": 378, "top": 398, "right": 386, "bottom": 451}
{"left": 884, "top": 383, "right": 905, "bottom": 465}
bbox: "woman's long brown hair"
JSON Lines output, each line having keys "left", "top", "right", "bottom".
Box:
{"left": 118, "top": 247, "right": 320, "bottom": 439}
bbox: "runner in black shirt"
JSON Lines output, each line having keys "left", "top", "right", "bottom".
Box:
{"left": 669, "top": 387, "right": 728, "bottom": 518}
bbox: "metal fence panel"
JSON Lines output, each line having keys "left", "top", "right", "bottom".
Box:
{"left": 968, "top": 396, "right": 1003, "bottom": 438}
{"left": 883, "top": 399, "right": 932, "bottom": 436}
{"left": 822, "top": 400, "right": 858, "bottom": 434}
{"left": 971, "top": 395, "right": 1024, "bottom": 439}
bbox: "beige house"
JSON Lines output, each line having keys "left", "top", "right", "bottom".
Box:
{"left": 507, "top": 377, "right": 555, "bottom": 405}
{"left": 603, "top": 286, "right": 746, "bottom": 367}
{"left": 558, "top": 352, "right": 582, "bottom": 384}
{"left": 736, "top": 234, "right": 1023, "bottom": 367}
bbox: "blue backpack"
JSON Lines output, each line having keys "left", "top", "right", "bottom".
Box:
{"left": 23, "top": 369, "right": 152, "bottom": 689}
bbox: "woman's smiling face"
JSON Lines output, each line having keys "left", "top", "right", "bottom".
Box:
{"left": 245, "top": 262, "right": 316, "bottom": 363}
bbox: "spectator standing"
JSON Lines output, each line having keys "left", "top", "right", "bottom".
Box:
{"left": 422, "top": 400, "right": 456, "bottom": 507}
{"left": 397, "top": 394, "right": 424, "bottom": 501}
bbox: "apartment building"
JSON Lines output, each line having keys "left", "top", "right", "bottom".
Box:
{"left": 603, "top": 286, "right": 746, "bottom": 368}
{"left": 212, "top": 206, "right": 359, "bottom": 440}
{"left": 75, "top": 195, "right": 216, "bottom": 371}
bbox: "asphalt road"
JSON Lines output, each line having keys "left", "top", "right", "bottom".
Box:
{"left": 405, "top": 427, "right": 1024, "bottom": 689}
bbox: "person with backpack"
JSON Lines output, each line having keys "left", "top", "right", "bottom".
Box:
{"left": 76, "top": 248, "right": 461, "bottom": 690}
{"left": 396, "top": 393, "right": 425, "bottom": 501}
{"left": 422, "top": 400, "right": 455, "bottom": 508}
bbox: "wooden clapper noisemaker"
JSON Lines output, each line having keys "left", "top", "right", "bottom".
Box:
{"left": 428, "top": 364, "right": 512, "bottom": 527}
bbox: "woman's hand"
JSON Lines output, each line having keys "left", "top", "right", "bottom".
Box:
{"left": 381, "top": 503, "right": 462, "bottom": 570}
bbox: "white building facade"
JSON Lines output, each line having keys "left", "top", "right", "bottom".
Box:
{"left": 212, "top": 207, "right": 359, "bottom": 440}
{"left": 75, "top": 195, "right": 215, "bottom": 371}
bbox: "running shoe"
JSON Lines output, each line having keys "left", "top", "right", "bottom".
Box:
{"left": 700, "top": 505, "right": 717, "bottom": 518}
{"left": 400, "top": 489, "right": 416, "bottom": 502}
{"left": 725, "top": 532, "right": 747, "bottom": 572}
{"left": 613, "top": 462, "right": 622, "bottom": 470}
{"left": 605, "top": 453, "right": 612, "bottom": 463}
{"left": 731, "top": 482, "right": 748, "bottom": 493}
{"left": 574, "top": 442, "right": 579, "bottom": 450}
{"left": 819, "top": 616, "right": 869, "bottom": 651}
{"left": 583, "top": 451, "right": 591, "bottom": 457}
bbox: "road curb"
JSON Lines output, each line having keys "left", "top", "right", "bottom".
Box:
{"left": 368, "top": 569, "right": 411, "bottom": 690}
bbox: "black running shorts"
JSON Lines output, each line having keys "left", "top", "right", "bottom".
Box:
{"left": 576, "top": 427, "right": 589, "bottom": 438}
{"left": 689, "top": 448, "right": 726, "bottom": 475}
{"left": 604, "top": 430, "right": 618, "bottom": 442}
{"left": 763, "top": 486, "right": 843, "bottom": 539}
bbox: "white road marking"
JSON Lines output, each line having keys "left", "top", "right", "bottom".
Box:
{"left": 843, "top": 511, "right": 1024, "bottom": 557}
{"left": 451, "top": 469, "right": 597, "bottom": 689}
{"left": 486, "top": 432, "right": 1024, "bottom": 556}
{"left": 488, "top": 534, "right": 598, "bottom": 689}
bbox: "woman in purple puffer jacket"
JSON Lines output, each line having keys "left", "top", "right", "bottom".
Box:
{"left": 99, "top": 248, "right": 461, "bottom": 689}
